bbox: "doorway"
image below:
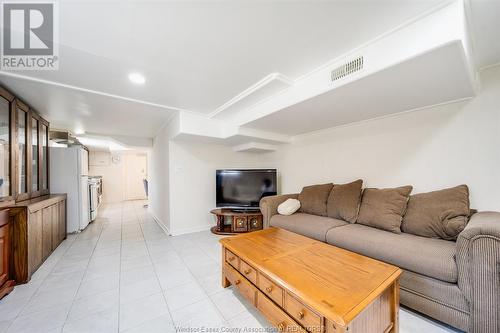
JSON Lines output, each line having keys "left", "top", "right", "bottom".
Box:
{"left": 124, "top": 153, "right": 148, "bottom": 201}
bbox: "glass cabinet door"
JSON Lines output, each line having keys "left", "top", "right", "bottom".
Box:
{"left": 0, "top": 97, "right": 10, "bottom": 199}
{"left": 0, "top": 92, "right": 50, "bottom": 203}
{"left": 17, "top": 107, "right": 28, "bottom": 195}
{"left": 31, "top": 117, "right": 39, "bottom": 193}
{"left": 41, "top": 122, "right": 48, "bottom": 191}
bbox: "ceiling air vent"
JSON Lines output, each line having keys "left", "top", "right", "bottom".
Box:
{"left": 331, "top": 56, "right": 363, "bottom": 81}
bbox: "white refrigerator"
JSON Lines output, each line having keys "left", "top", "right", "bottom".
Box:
{"left": 50, "top": 146, "right": 90, "bottom": 233}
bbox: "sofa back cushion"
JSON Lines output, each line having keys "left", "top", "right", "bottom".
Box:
{"left": 401, "top": 185, "right": 470, "bottom": 240}
{"left": 357, "top": 186, "right": 413, "bottom": 233}
{"left": 327, "top": 179, "right": 363, "bottom": 223}
{"left": 298, "top": 183, "right": 333, "bottom": 216}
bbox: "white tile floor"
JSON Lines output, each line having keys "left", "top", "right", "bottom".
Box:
{"left": 0, "top": 201, "right": 459, "bottom": 333}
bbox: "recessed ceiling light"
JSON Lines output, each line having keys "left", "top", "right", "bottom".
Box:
{"left": 74, "top": 128, "right": 85, "bottom": 135}
{"left": 128, "top": 72, "right": 146, "bottom": 85}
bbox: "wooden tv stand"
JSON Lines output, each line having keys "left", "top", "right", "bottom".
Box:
{"left": 210, "top": 209, "right": 263, "bottom": 235}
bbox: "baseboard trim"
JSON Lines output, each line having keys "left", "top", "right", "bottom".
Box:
{"left": 170, "top": 224, "right": 212, "bottom": 236}
{"left": 147, "top": 208, "right": 212, "bottom": 236}
{"left": 148, "top": 209, "right": 171, "bottom": 236}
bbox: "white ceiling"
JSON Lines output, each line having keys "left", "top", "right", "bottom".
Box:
{"left": 0, "top": 0, "right": 450, "bottom": 138}
{"left": 467, "top": 0, "right": 500, "bottom": 69}
{"left": 244, "top": 42, "right": 475, "bottom": 135}
{"left": 0, "top": 75, "right": 174, "bottom": 138}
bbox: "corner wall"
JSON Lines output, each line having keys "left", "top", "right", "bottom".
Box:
{"left": 149, "top": 122, "right": 171, "bottom": 233}
{"left": 271, "top": 65, "right": 500, "bottom": 211}
{"left": 168, "top": 140, "right": 277, "bottom": 235}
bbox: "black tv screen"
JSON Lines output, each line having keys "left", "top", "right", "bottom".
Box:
{"left": 216, "top": 169, "right": 277, "bottom": 209}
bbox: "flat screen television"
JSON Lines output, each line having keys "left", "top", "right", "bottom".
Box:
{"left": 216, "top": 169, "right": 277, "bottom": 210}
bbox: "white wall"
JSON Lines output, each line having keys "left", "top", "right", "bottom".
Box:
{"left": 168, "top": 140, "right": 276, "bottom": 235}
{"left": 89, "top": 150, "right": 148, "bottom": 204}
{"left": 271, "top": 65, "right": 500, "bottom": 211}
{"left": 149, "top": 122, "right": 172, "bottom": 232}
{"left": 149, "top": 115, "right": 279, "bottom": 235}
{"left": 89, "top": 151, "right": 124, "bottom": 203}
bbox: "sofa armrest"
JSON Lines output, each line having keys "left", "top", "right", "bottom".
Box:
{"left": 456, "top": 212, "right": 500, "bottom": 332}
{"left": 260, "top": 194, "right": 299, "bottom": 228}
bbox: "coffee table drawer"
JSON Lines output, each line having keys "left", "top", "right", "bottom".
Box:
{"left": 258, "top": 273, "right": 284, "bottom": 306}
{"left": 225, "top": 249, "right": 240, "bottom": 269}
{"left": 257, "top": 291, "right": 306, "bottom": 333}
{"left": 285, "top": 293, "right": 322, "bottom": 332}
{"left": 224, "top": 263, "right": 256, "bottom": 306}
{"left": 239, "top": 260, "right": 257, "bottom": 285}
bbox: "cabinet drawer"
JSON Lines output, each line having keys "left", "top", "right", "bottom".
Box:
{"left": 258, "top": 273, "right": 284, "bottom": 306}
{"left": 248, "top": 216, "right": 263, "bottom": 230}
{"left": 225, "top": 249, "right": 240, "bottom": 270}
{"left": 239, "top": 260, "right": 257, "bottom": 285}
{"left": 233, "top": 217, "right": 248, "bottom": 232}
{"left": 285, "top": 292, "right": 322, "bottom": 332}
{"left": 257, "top": 291, "right": 306, "bottom": 333}
{"left": 224, "top": 263, "right": 256, "bottom": 306}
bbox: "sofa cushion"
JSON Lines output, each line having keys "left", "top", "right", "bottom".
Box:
{"left": 326, "top": 179, "right": 363, "bottom": 223}
{"left": 298, "top": 183, "right": 333, "bottom": 216}
{"left": 357, "top": 186, "right": 413, "bottom": 233}
{"left": 402, "top": 185, "right": 470, "bottom": 240}
{"left": 325, "top": 223, "right": 458, "bottom": 283}
{"left": 270, "top": 213, "right": 347, "bottom": 242}
{"left": 400, "top": 270, "right": 469, "bottom": 314}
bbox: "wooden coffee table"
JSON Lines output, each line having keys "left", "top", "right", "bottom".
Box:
{"left": 220, "top": 227, "right": 402, "bottom": 333}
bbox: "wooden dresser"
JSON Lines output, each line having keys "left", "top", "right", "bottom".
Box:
{"left": 7, "top": 194, "right": 67, "bottom": 283}
{"left": 220, "top": 228, "right": 401, "bottom": 333}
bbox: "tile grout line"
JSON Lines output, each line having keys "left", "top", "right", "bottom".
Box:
{"left": 169, "top": 232, "right": 257, "bottom": 326}
{"left": 115, "top": 202, "right": 241, "bottom": 328}
{"left": 164, "top": 233, "right": 228, "bottom": 326}
{"left": 127, "top": 201, "right": 210, "bottom": 326}
{"left": 135, "top": 201, "right": 176, "bottom": 328}
{"left": 60, "top": 212, "right": 107, "bottom": 331}
{"left": 3, "top": 231, "right": 79, "bottom": 332}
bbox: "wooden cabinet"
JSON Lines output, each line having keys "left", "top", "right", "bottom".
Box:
{"left": 41, "top": 206, "right": 52, "bottom": 261}
{"left": 0, "top": 209, "right": 14, "bottom": 299}
{"left": 8, "top": 195, "right": 66, "bottom": 283}
{"left": 27, "top": 210, "right": 42, "bottom": 278}
{"left": 210, "top": 209, "right": 263, "bottom": 235}
{"left": 0, "top": 86, "right": 51, "bottom": 210}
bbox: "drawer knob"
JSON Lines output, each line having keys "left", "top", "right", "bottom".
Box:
{"left": 277, "top": 322, "right": 285, "bottom": 332}
{"left": 266, "top": 286, "right": 273, "bottom": 293}
{"left": 298, "top": 311, "right": 305, "bottom": 319}
{"left": 228, "top": 257, "right": 235, "bottom": 262}
{"left": 234, "top": 279, "right": 241, "bottom": 285}
{"left": 244, "top": 269, "right": 252, "bottom": 275}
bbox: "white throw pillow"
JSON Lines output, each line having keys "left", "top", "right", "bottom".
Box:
{"left": 277, "top": 199, "right": 301, "bottom": 216}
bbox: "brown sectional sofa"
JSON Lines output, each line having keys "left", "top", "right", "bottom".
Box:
{"left": 260, "top": 192, "right": 500, "bottom": 333}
